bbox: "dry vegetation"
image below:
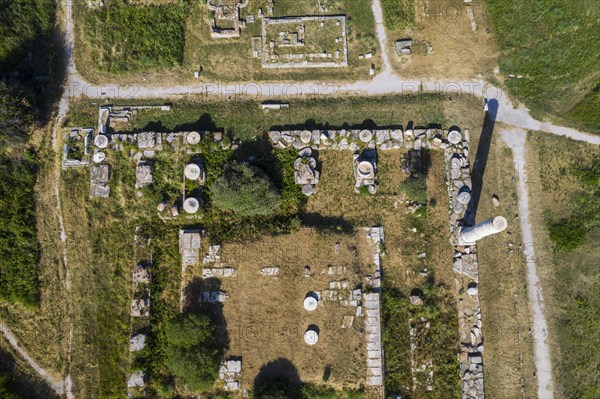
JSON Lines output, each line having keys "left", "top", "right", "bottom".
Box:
{"left": 385, "top": 0, "right": 498, "bottom": 80}
{"left": 185, "top": 230, "right": 372, "bottom": 389}
{"left": 470, "top": 125, "right": 537, "bottom": 399}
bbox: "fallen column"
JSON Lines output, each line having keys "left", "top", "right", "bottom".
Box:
{"left": 458, "top": 216, "right": 507, "bottom": 245}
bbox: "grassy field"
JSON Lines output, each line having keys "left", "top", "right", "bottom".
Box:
{"left": 77, "top": 0, "right": 189, "bottom": 73}
{"left": 484, "top": 0, "right": 600, "bottom": 132}
{"left": 73, "top": 0, "right": 379, "bottom": 84}
{"left": 525, "top": 132, "right": 599, "bottom": 399}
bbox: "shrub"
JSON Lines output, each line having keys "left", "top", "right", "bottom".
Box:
{"left": 400, "top": 174, "right": 428, "bottom": 203}
{"left": 547, "top": 218, "right": 588, "bottom": 252}
{"left": 0, "top": 83, "right": 40, "bottom": 307}
{"left": 165, "top": 311, "right": 221, "bottom": 392}
{"left": 0, "top": 374, "right": 21, "bottom": 399}
{"left": 211, "top": 162, "right": 281, "bottom": 217}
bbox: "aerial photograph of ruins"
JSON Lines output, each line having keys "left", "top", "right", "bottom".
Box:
{"left": 0, "top": 1, "right": 598, "bottom": 399}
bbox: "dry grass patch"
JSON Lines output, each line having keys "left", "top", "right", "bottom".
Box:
{"left": 185, "top": 229, "right": 373, "bottom": 390}
{"left": 387, "top": 0, "right": 498, "bottom": 80}
{"left": 472, "top": 126, "right": 537, "bottom": 399}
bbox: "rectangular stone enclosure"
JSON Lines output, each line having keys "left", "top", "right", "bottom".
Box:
{"left": 262, "top": 15, "right": 348, "bottom": 68}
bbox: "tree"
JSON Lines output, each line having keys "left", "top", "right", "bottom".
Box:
{"left": 165, "top": 311, "right": 221, "bottom": 392}
{"left": 211, "top": 162, "right": 281, "bottom": 217}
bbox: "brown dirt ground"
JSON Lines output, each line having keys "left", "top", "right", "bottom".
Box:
{"left": 185, "top": 229, "right": 375, "bottom": 390}
{"left": 388, "top": 0, "right": 499, "bottom": 81}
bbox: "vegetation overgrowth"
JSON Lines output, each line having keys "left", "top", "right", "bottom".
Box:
{"left": 81, "top": 0, "right": 189, "bottom": 72}
{"left": 528, "top": 132, "right": 600, "bottom": 399}
{"left": 484, "top": 0, "right": 600, "bottom": 132}
{"left": 381, "top": 0, "right": 414, "bottom": 30}
{"left": 212, "top": 162, "right": 281, "bottom": 217}
{"left": 0, "top": 83, "right": 41, "bottom": 307}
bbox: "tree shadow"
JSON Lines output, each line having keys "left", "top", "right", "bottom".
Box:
{"left": 184, "top": 277, "right": 230, "bottom": 352}
{"left": 466, "top": 99, "right": 498, "bottom": 224}
{"left": 174, "top": 113, "right": 219, "bottom": 133}
{"left": 253, "top": 358, "right": 303, "bottom": 399}
{"left": 0, "top": 348, "right": 59, "bottom": 399}
{"left": 301, "top": 213, "right": 354, "bottom": 234}
{"left": 0, "top": 4, "right": 63, "bottom": 127}
{"left": 269, "top": 120, "right": 412, "bottom": 132}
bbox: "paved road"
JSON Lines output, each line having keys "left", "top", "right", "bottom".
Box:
{"left": 500, "top": 129, "right": 555, "bottom": 399}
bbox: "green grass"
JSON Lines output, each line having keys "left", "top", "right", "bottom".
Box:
{"left": 567, "top": 85, "right": 600, "bottom": 132}
{"left": 381, "top": 0, "right": 414, "bottom": 30}
{"left": 380, "top": 288, "right": 411, "bottom": 397}
{"left": 66, "top": 94, "right": 447, "bottom": 141}
{"left": 528, "top": 132, "right": 600, "bottom": 399}
{"left": 0, "top": 0, "right": 55, "bottom": 68}
{"left": 0, "top": 83, "right": 41, "bottom": 308}
{"left": 484, "top": 0, "right": 600, "bottom": 131}
{"left": 80, "top": 0, "right": 189, "bottom": 72}
{"left": 0, "top": 149, "right": 40, "bottom": 307}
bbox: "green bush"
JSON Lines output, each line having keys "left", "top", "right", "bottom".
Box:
{"left": 211, "top": 162, "right": 281, "bottom": 217}
{"left": 0, "top": 374, "right": 21, "bottom": 399}
{"left": 165, "top": 311, "right": 221, "bottom": 392}
{"left": 547, "top": 218, "right": 588, "bottom": 252}
{"left": 0, "top": 0, "right": 55, "bottom": 67}
{"left": 400, "top": 174, "right": 428, "bottom": 203}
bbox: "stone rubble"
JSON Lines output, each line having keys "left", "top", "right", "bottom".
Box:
{"left": 261, "top": 267, "right": 280, "bottom": 276}
{"left": 363, "top": 227, "right": 384, "bottom": 392}
{"left": 128, "top": 370, "right": 144, "bottom": 388}
{"left": 202, "top": 291, "right": 229, "bottom": 303}
{"left": 129, "top": 334, "right": 146, "bottom": 352}
{"left": 443, "top": 129, "right": 486, "bottom": 399}
{"left": 219, "top": 358, "right": 242, "bottom": 391}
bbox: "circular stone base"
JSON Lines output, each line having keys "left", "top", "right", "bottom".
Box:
{"left": 304, "top": 296, "right": 318, "bottom": 311}
{"left": 93, "top": 152, "right": 106, "bottom": 163}
{"left": 304, "top": 329, "right": 319, "bottom": 345}
{"left": 186, "top": 131, "right": 201, "bottom": 145}
{"left": 94, "top": 135, "right": 109, "bottom": 149}
{"left": 447, "top": 130, "right": 462, "bottom": 144}
{"left": 357, "top": 161, "right": 374, "bottom": 177}
{"left": 302, "top": 185, "right": 315, "bottom": 196}
{"left": 457, "top": 191, "right": 471, "bottom": 204}
{"left": 300, "top": 130, "right": 312, "bottom": 143}
{"left": 183, "top": 197, "right": 200, "bottom": 214}
{"left": 359, "top": 129, "right": 373, "bottom": 142}
{"left": 184, "top": 163, "right": 201, "bottom": 180}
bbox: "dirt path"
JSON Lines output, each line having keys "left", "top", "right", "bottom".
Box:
{"left": 0, "top": 323, "right": 65, "bottom": 396}
{"left": 371, "top": 0, "right": 393, "bottom": 74}
{"left": 500, "top": 128, "right": 554, "bottom": 399}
